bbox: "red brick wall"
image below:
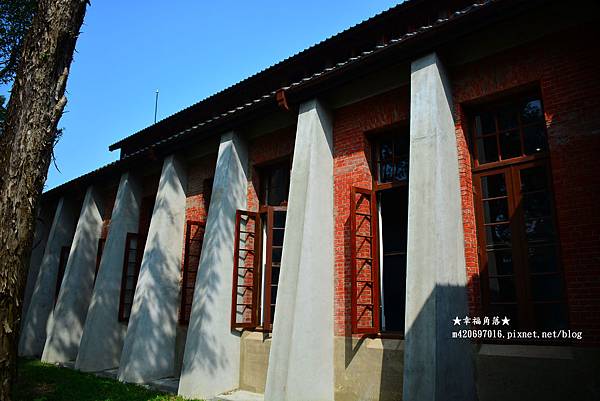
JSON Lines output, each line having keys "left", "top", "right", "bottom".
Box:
{"left": 247, "top": 126, "right": 296, "bottom": 211}
{"left": 451, "top": 24, "right": 600, "bottom": 344}
{"left": 184, "top": 154, "right": 218, "bottom": 225}
{"left": 331, "top": 25, "right": 600, "bottom": 344}
{"left": 333, "top": 87, "right": 410, "bottom": 336}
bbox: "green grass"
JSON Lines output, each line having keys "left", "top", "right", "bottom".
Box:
{"left": 14, "top": 358, "right": 201, "bottom": 401}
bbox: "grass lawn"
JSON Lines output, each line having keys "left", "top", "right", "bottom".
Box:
{"left": 14, "top": 358, "right": 201, "bottom": 401}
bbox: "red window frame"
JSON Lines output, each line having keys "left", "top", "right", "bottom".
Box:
{"left": 94, "top": 237, "right": 106, "bottom": 284}
{"left": 54, "top": 245, "right": 71, "bottom": 305}
{"left": 118, "top": 233, "right": 145, "bottom": 322}
{"left": 231, "top": 210, "right": 262, "bottom": 329}
{"left": 179, "top": 221, "right": 205, "bottom": 325}
{"left": 350, "top": 186, "right": 380, "bottom": 334}
{"left": 470, "top": 93, "right": 567, "bottom": 332}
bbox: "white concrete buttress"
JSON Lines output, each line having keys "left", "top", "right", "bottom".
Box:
{"left": 264, "top": 99, "right": 335, "bottom": 401}
{"left": 42, "top": 186, "right": 104, "bottom": 363}
{"left": 76, "top": 172, "right": 142, "bottom": 372}
{"left": 19, "top": 197, "right": 77, "bottom": 357}
{"left": 118, "top": 155, "right": 187, "bottom": 383}
{"left": 21, "top": 206, "right": 53, "bottom": 332}
{"left": 404, "top": 52, "right": 477, "bottom": 401}
{"left": 178, "top": 131, "right": 248, "bottom": 399}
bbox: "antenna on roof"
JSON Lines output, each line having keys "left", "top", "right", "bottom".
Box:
{"left": 154, "top": 89, "right": 159, "bottom": 123}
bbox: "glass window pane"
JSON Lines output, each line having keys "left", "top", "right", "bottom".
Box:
{"left": 475, "top": 112, "right": 496, "bottom": 135}
{"left": 379, "top": 161, "right": 394, "bottom": 183}
{"left": 525, "top": 217, "right": 555, "bottom": 243}
{"left": 499, "top": 130, "right": 522, "bottom": 159}
{"left": 531, "top": 275, "right": 563, "bottom": 301}
{"left": 480, "top": 174, "right": 507, "bottom": 198}
{"left": 497, "top": 107, "right": 519, "bottom": 131}
{"left": 483, "top": 199, "right": 509, "bottom": 224}
{"left": 272, "top": 247, "right": 282, "bottom": 263}
{"left": 394, "top": 157, "right": 409, "bottom": 181}
{"left": 521, "top": 99, "right": 544, "bottom": 124}
{"left": 476, "top": 136, "right": 499, "bottom": 164}
{"left": 487, "top": 249, "right": 513, "bottom": 275}
{"left": 488, "top": 277, "right": 516, "bottom": 302}
{"left": 520, "top": 167, "right": 548, "bottom": 192}
{"left": 523, "top": 125, "right": 548, "bottom": 155}
{"left": 523, "top": 191, "right": 552, "bottom": 219}
{"left": 534, "top": 303, "right": 567, "bottom": 330}
{"left": 272, "top": 229, "right": 284, "bottom": 247}
{"left": 273, "top": 211, "right": 286, "bottom": 228}
{"left": 528, "top": 246, "right": 558, "bottom": 273}
{"left": 485, "top": 224, "right": 511, "bottom": 247}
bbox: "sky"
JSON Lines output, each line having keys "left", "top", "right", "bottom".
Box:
{"left": 2, "top": 1, "right": 401, "bottom": 190}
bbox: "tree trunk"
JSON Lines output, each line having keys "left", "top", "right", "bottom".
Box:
{"left": 0, "top": 1, "right": 87, "bottom": 399}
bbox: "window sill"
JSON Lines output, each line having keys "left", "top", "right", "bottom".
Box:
{"left": 477, "top": 343, "right": 574, "bottom": 360}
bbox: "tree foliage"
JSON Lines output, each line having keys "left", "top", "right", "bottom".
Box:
{"left": 0, "top": 0, "right": 37, "bottom": 84}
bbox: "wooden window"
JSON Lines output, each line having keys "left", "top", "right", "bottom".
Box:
{"left": 118, "top": 233, "right": 145, "bottom": 322}
{"left": 350, "top": 187, "right": 380, "bottom": 334}
{"left": 231, "top": 160, "right": 290, "bottom": 331}
{"left": 231, "top": 211, "right": 261, "bottom": 329}
{"left": 179, "top": 221, "right": 205, "bottom": 325}
{"left": 94, "top": 237, "right": 106, "bottom": 284}
{"left": 260, "top": 160, "right": 290, "bottom": 207}
{"left": 471, "top": 94, "right": 567, "bottom": 331}
{"left": 54, "top": 245, "right": 71, "bottom": 305}
{"left": 349, "top": 129, "right": 410, "bottom": 335}
{"left": 472, "top": 95, "right": 547, "bottom": 168}
{"left": 373, "top": 132, "right": 409, "bottom": 190}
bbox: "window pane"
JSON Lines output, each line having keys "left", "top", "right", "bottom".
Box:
{"left": 273, "top": 211, "right": 286, "bottom": 228}
{"left": 521, "top": 99, "right": 544, "bottom": 124}
{"left": 531, "top": 275, "right": 563, "bottom": 301}
{"left": 480, "top": 174, "right": 507, "bottom": 198}
{"left": 528, "top": 245, "right": 558, "bottom": 273}
{"left": 483, "top": 199, "right": 509, "bottom": 224}
{"left": 525, "top": 217, "right": 555, "bottom": 243}
{"left": 272, "top": 229, "right": 284, "bottom": 246}
{"left": 394, "top": 158, "right": 409, "bottom": 181}
{"left": 523, "top": 125, "right": 548, "bottom": 155}
{"left": 523, "top": 191, "right": 551, "bottom": 219}
{"left": 497, "top": 107, "right": 519, "bottom": 131}
{"left": 476, "top": 136, "right": 499, "bottom": 164}
{"left": 487, "top": 249, "right": 513, "bottom": 275}
{"left": 534, "top": 303, "right": 567, "bottom": 330}
{"left": 475, "top": 112, "right": 496, "bottom": 135}
{"left": 488, "top": 277, "right": 516, "bottom": 302}
{"left": 499, "top": 130, "right": 521, "bottom": 159}
{"left": 485, "top": 224, "right": 511, "bottom": 246}
{"left": 272, "top": 247, "right": 282, "bottom": 263}
{"left": 520, "top": 167, "right": 547, "bottom": 192}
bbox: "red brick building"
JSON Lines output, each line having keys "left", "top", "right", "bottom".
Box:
{"left": 19, "top": 1, "right": 600, "bottom": 400}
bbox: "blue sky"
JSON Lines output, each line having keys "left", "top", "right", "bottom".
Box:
{"left": 2, "top": 1, "right": 401, "bottom": 190}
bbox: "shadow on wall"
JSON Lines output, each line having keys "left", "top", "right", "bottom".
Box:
{"left": 181, "top": 145, "right": 245, "bottom": 383}
{"left": 118, "top": 161, "right": 187, "bottom": 381}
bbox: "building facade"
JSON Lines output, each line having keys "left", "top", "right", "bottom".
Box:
{"left": 18, "top": 1, "right": 600, "bottom": 400}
